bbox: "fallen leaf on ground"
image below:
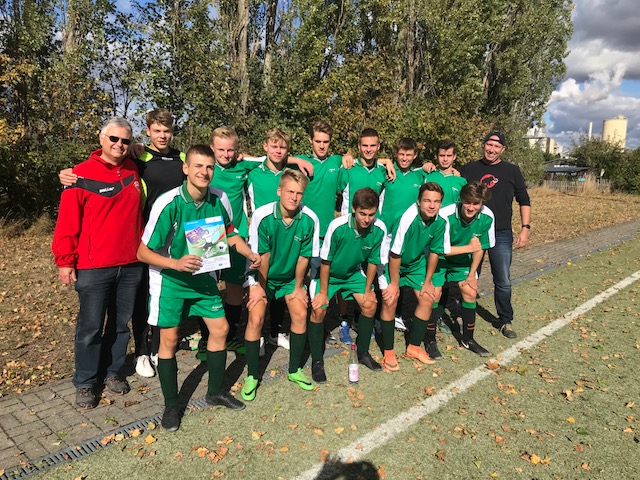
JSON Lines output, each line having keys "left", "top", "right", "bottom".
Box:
{"left": 486, "top": 360, "right": 500, "bottom": 371}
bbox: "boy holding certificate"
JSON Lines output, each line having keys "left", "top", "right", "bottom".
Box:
{"left": 137, "top": 145, "right": 260, "bottom": 432}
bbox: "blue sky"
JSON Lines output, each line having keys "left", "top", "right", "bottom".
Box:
{"left": 545, "top": 0, "right": 640, "bottom": 150}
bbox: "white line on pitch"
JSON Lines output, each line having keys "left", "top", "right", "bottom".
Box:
{"left": 293, "top": 269, "right": 640, "bottom": 480}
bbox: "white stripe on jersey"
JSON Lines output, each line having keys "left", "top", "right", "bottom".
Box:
{"left": 248, "top": 183, "right": 256, "bottom": 212}
{"left": 320, "top": 215, "right": 350, "bottom": 260}
{"left": 248, "top": 202, "right": 276, "bottom": 254}
{"left": 340, "top": 185, "right": 350, "bottom": 216}
{"left": 481, "top": 205, "right": 496, "bottom": 248}
{"left": 142, "top": 185, "right": 182, "bottom": 244}
{"left": 209, "top": 186, "right": 235, "bottom": 231}
{"left": 301, "top": 204, "right": 321, "bottom": 258}
{"left": 390, "top": 203, "right": 419, "bottom": 256}
{"left": 373, "top": 218, "right": 389, "bottom": 264}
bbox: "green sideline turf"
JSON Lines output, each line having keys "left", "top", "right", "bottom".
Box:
{"left": 40, "top": 239, "right": 640, "bottom": 479}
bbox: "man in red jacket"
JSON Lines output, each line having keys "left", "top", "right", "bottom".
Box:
{"left": 52, "top": 117, "right": 144, "bottom": 409}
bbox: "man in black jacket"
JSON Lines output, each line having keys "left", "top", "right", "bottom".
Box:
{"left": 459, "top": 132, "right": 531, "bottom": 339}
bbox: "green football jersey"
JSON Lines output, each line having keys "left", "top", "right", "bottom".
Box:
{"left": 379, "top": 165, "right": 427, "bottom": 229}
{"left": 294, "top": 153, "right": 343, "bottom": 236}
{"left": 389, "top": 203, "right": 447, "bottom": 271}
{"left": 438, "top": 202, "right": 495, "bottom": 268}
{"left": 321, "top": 214, "right": 387, "bottom": 280}
{"left": 212, "top": 159, "right": 261, "bottom": 238}
{"left": 337, "top": 158, "right": 387, "bottom": 215}
{"left": 248, "top": 201, "right": 320, "bottom": 282}
{"left": 247, "top": 161, "right": 284, "bottom": 211}
{"left": 143, "top": 182, "right": 237, "bottom": 296}
{"left": 426, "top": 170, "right": 467, "bottom": 207}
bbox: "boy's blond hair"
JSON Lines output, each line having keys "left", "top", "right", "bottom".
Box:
{"left": 264, "top": 128, "right": 291, "bottom": 147}
{"left": 279, "top": 168, "right": 309, "bottom": 190}
{"left": 209, "top": 126, "right": 239, "bottom": 145}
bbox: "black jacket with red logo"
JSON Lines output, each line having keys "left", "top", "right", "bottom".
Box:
{"left": 459, "top": 159, "right": 530, "bottom": 231}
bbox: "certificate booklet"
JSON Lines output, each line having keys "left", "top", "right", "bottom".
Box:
{"left": 184, "top": 216, "right": 231, "bottom": 274}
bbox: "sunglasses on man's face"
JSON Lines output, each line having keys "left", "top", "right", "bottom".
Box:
{"left": 105, "top": 135, "right": 131, "bottom": 146}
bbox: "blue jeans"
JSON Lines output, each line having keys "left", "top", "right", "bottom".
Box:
{"left": 480, "top": 230, "right": 513, "bottom": 325}
{"left": 73, "top": 264, "right": 143, "bottom": 388}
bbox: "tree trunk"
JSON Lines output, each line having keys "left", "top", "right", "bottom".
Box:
{"left": 263, "top": 0, "right": 277, "bottom": 87}
{"left": 406, "top": 0, "right": 416, "bottom": 95}
{"left": 237, "top": 0, "right": 250, "bottom": 113}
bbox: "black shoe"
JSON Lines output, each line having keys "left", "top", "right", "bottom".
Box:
{"left": 358, "top": 352, "right": 382, "bottom": 371}
{"left": 161, "top": 405, "right": 182, "bottom": 432}
{"left": 105, "top": 375, "right": 130, "bottom": 394}
{"left": 205, "top": 392, "right": 246, "bottom": 410}
{"left": 76, "top": 387, "right": 97, "bottom": 409}
{"left": 461, "top": 338, "right": 491, "bottom": 357}
{"left": 312, "top": 360, "right": 327, "bottom": 383}
{"left": 500, "top": 323, "right": 517, "bottom": 339}
{"left": 425, "top": 341, "right": 442, "bottom": 360}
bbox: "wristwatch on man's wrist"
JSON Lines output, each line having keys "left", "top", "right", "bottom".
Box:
{"left": 522, "top": 224, "right": 531, "bottom": 229}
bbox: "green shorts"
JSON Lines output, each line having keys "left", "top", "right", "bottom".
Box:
{"left": 219, "top": 247, "right": 246, "bottom": 285}
{"left": 148, "top": 294, "right": 225, "bottom": 327}
{"left": 378, "top": 262, "right": 425, "bottom": 292}
{"left": 265, "top": 278, "right": 299, "bottom": 300}
{"left": 310, "top": 271, "right": 371, "bottom": 307}
{"left": 431, "top": 261, "right": 471, "bottom": 288}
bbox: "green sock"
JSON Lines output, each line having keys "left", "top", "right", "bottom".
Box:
{"left": 157, "top": 357, "right": 179, "bottom": 406}
{"left": 355, "top": 315, "right": 374, "bottom": 355}
{"left": 244, "top": 339, "right": 260, "bottom": 377}
{"left": 288, "top": 331, "right": 306, "bottom": 374}
{"left": 206, "top": 349, "right": 227, "bottom": 396}
{"left": 380, "top": 319, "right": 395, "bottom": 350}
{"left": 307, "top": 321, "right": 324, "bottom": 361}
{"left": 409, "top": 315, "right": 428, "bottom": 346}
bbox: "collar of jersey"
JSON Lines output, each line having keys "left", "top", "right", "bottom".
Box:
{"left": 395, "top": 165, "right": 419, "bottom": 176}
{"left": 180, "top": 181, "right": 209, "bottom": 206}
{"left": 260, "top": 161, "right": 285, "bottom": 175}
{"left": 216, "top": 159, "right": 238, "bottom": 171}
{"left": 273, "top": 202, "right": 302, "bottom": 221}
{"left": 356, "top": 157, "right": 379, "bottom": 171}
{"left": 349, "top": 214, "right": 371, "bottom": 237}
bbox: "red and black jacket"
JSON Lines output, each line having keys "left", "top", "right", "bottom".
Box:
{"left": 52, "top": 149, "right": 143, "bottom": 270}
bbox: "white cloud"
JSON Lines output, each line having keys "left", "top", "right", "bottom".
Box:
{"left": 545, "top": 0, "right": 640, "bottom": 150}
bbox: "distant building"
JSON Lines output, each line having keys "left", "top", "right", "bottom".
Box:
{"left": 524, "top": 127, "right": 561, "bottom": 155}
{"left": 602, "top": 115, "right": 627, "bottom": 147}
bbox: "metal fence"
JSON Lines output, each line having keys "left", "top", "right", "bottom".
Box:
{"left": 542, "top": 178, "right": 611, "bottom": 194}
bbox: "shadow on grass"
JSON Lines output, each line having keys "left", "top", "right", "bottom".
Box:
{"left": 314, "top": 456, "right": 380, "bottom": 479}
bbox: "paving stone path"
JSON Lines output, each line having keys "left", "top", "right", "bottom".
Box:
{"left": 1, "top": 218, "right": 638, "bottom": 476}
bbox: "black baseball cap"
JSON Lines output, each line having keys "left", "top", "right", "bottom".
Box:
{"left": 484, "top": 131, "right": 506, "bottom": 146}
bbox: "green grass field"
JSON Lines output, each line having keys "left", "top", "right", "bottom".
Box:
{"left": 39, "top": 239, "right": 640, "bottom": 479}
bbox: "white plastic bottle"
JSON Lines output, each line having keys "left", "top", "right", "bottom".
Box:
{"left": 348, "top": 344, "right": 359, "bottom": 384}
